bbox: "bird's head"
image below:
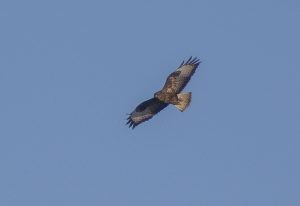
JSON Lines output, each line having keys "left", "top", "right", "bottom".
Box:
{"left": 154, "top": 91, "right": 162, "bottom": 99}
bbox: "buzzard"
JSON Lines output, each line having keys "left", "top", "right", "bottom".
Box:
{"left": 126, "top": 57, "right": 201, "bottom": 129}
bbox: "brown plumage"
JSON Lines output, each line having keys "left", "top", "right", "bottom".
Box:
{"left": 127, "top": 57, "right": 201, "bottom": 129}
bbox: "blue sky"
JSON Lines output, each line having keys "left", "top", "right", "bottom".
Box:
{"left": 1, "top": 0, "right": 299, "bottom": 205}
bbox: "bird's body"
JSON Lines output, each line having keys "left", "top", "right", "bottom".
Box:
{"left": 154, "top": 90, "right": 179, "bottom": 104}
{"left": 127, "top": 57, "right": 201, "bottom": 129}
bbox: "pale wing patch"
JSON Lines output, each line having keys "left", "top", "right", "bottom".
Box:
{"left": 131, "top": 113, "right": 152, "bottom": 122}
{"left": 176, "top": 64, "right": 196, "bottom": 77}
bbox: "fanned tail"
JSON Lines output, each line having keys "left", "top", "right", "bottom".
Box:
{"left": 174, "top": 92, "right": 192, "bottom": 112}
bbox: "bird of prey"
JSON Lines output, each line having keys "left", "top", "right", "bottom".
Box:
{"left": 126, "top": 57, "right": 201, "bottom": 129}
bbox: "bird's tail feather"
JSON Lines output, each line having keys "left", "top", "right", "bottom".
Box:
{"left": 174, "top": 92, "right": 192, "bottom": 112}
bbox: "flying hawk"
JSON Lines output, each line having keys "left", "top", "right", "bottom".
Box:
{"left": 126, "top": 57, "right": 201, "bottom": 129}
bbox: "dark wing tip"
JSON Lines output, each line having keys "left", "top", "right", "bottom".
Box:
{"left": 179, "top": 60, "right": 185, "bottom": 67}
{"left": 126, "top": 115, "right": 137, "bottom": 129}
{"left": 181, "top": 56, "right": 201, "bottom": 68}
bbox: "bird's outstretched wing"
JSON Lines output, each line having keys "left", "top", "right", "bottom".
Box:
{"left": 161, "top": 57, "right": 201, "bottom": 94}
{"left": 126, "top": 98, "right": 169, "bottom": 129}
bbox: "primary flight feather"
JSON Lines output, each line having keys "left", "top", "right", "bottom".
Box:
{"left": 127, "top": 57, "right": 201, "bottom": 129}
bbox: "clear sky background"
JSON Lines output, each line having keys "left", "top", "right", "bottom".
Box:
{"left": 1, "top": 0, "right": 299, "bottom": 205}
